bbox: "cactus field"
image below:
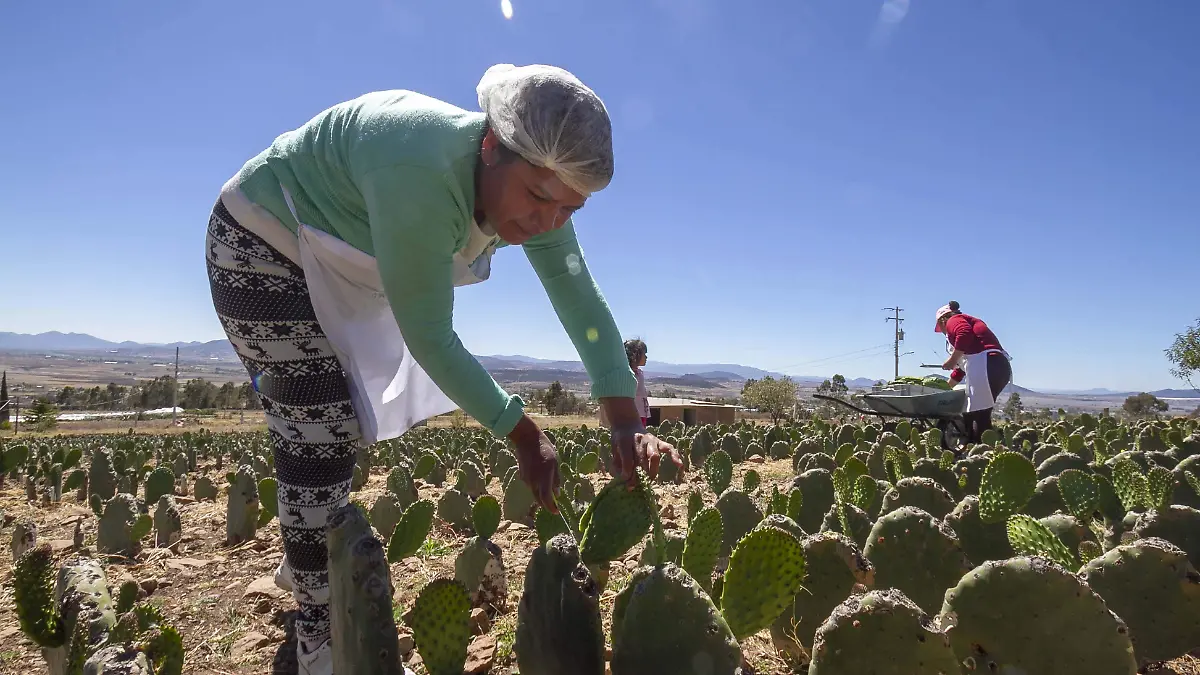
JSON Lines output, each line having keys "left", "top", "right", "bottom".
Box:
{"left": 2, "top": 414, "right": 1200, "bottom": 674}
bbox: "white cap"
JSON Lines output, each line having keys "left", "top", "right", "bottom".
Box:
{"left": 934, "top": 304, "right": 955, "bottom": 332}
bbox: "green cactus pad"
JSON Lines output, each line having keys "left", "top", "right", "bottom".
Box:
{"left": 742, "top": 468, "right": 761, "bottom": 493}
{"left": 808, "top": 588, "right": 960, "bottom": 674}
{"left": 686, "top": 489, "right": 705, "bottom": 525}
{"left": 790, "top": 469, "right": 835, "bottom": 534}
{"left": 863, "top": 506, "right": 972, "bottom": 613}
{"left": 771, "top": 531, "right": 874, "bottom": 658}
{"left": 578, "top": 477, "right": 653, "bottom": 564}
{"left": 407, "top": 578, "right": 471, "bottom": 675}
{"left": 1113, "top": 458, "right": 1150, "bottom": 512}
{"left": 143, "top": 467, "right": 175, "bottom": 507}
{"left": 1146, "top": 466, "right": 1174, "bottom": 510}
{"left": 714, "top": 488, "right": 764, "bottom": 558}
{"left": 938, "top": 556, "right": 1137, "bottom": 674}
{"left": 472, "top": 494, "right": 501, "bottom": 540}
{"left": 704, "top": 450, "right": 733, "bottom": 495}
{"left": 502, "top": 467, "right": 537, "bottom": 523}
{"left": 387, "top": 499, "right": 435, "bottom": 563}
{"left": 1057, "top": 468, "right": 1101, "bottom": 521}
{"left": 681, "top": 506, "right": 723, "bottom": 592}
{"left": 610, "top": 563, "right": 741, "bottom": 675}
{"left": 787, "top": 487, "right": 804, "bottom": 522}
{"left": 369, "top": 494, "right": 405, "bottom": 545}
{"left": 257, "top": 477, "right": 278, "bottom": 526}
{"left": 225, "top": 465, "right": 259, "bottom": 546}
{"left": 534, "top": 506, "right": 570, "bottom": 545}
{"left": 819, "top": 502, "right": 872, "bottom": 549}
{"left": 1132, "top": 506, "right": 1200, "bottom": 568}
{"left": 515, "top": 534, "right": 605, "bottom": 675}
{"left": 977, "top": 450, "right": 1036, "bottom": 524}
{"left": 1006, "top": 514, "right": 1079, "bottom": 570}
{"left": 880, "top": 476, "right": 957, "bottom": 519}
{"left": 13, "top": 544, "right": 65, "bottom": 647}
{"left": 437, "top": 488, "right": 474, "bottom": 534}
{"left": 719, "top": 526, "right": 806, "bottom": 640}
{"left": 637, "top": 530, "right": 685, "bottom": 567}
{"left": 455, "top": 536, "right": 507, "bottom": 610}
{"left": 1079, "top": 537, "right": 1200, "bottom": 667}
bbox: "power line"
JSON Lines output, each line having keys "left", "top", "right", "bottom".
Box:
{"left": 774, "top": 343, "right": 893, "bottom": 372}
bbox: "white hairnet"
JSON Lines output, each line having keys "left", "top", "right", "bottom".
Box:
{"left": 477, "top": 63, "right": 614, "bottom": 197}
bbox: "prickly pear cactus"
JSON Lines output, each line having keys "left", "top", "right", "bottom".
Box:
{"left": 637, "top": 530, "right": 685, "bottom": 567}
{"left": 681, "top": 506, "right": 723, "bottom": 592}
{"left": 790, "top": 468, "right": 836, "bottom": 534}
{"left": 578, "top": 477, "right": 653, "bottom": 564}
{"left": 370, "top": 494, "right": 405, "bottom": 542}
{"left": 771, "top": 531, "right": 874, "bottom": 661}
{"left": 719, "top": 526, "right": 806, "bottom": 640}
{"left": 1132, "top": 505, "right": 1200, "bottom": 570}
{"left": 977, "top": 450, "right": 1036, "bottom": 523}
{"left": 943, "top": 496, "right": 1012, "bottom": 564}
{"left": 1079, "top": 537, "right": 1200, "bottom": 666}
{"left": 1005, "top": 514, "right": 1078, "bottom": 569}
{"left": 502, "top": 467, "right": 537, "bottom": 523}
{"left": 704, "top": 450, "right": 733, "bottom": 495}
{"left": 226, "top": 465, "right": 259, "bottom": 545}
{"left": 453, "top": 460, "right": 486, "bottom": 499}
{"left": 880, "top": 476, "right": 957, "bottom": 519}
{"left": 406, "top": 578, "right": 471, "bottom": 675}
{"left": 515, "top": 534, "right": 605, "bottom": 675}
{"left": 610, "top": 563, "right": 741, "bottom": 675}
{"left": 193, "top": 476, "right": 217, "bottom": 501}
{"left": 153, "top": 495, "right": 182, "bottom": 548}
{"left": 862, "top": 506, "right": 972, "bottom": 613}
{"left": 12, "top": 518, "right": 37, "bottom": 562}
{"left": 808, "top": 588, "right": 960, "bottom": 674}
{"left": 455, "top": 537, "right": 507, "bottom": 611}
{"left": 326, "top": 504, "right": 404, "bottom": 675}
{"left": 713, "top": 488, "right": 763, "bottom": 557}
{"left": 88, "top": 448, "right": 118, "bottom": 503}
{"left": 143, "top": 467, "right": 175, "bottom": 507}
{"left": 385, "top": 465, "right": 419, "bottom": 509}
{"left": 1057, "top": 468, "right": 1101, "bottom": 521}
{"left": 97, "top": 494, "right": 145, "bottom": 558}
{"left": 387, "top": 498, "right": 436, "bottom": 563}
{"left": 938, "top": 556, "right": 1137, "bottom": 674}
{"left": 820, "top": 502, "right": 872, "bottom": 549}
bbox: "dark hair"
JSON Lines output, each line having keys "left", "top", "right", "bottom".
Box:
{"left": 947, "top": 300, "right": 961, "bottom": 314}
{"left": 624, "top": 338, "right": 647, "bottom": 368}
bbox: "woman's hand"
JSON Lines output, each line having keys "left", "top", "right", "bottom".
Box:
{"left": 507, "top": 414, "right": 561, "bottom": 513}
{"left": 602, "top": 397, "right": 684, "bottom": 487}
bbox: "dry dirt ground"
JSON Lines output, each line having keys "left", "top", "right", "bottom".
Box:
{"left": 1, "top": 451, "right": 1198, "bottom": 675}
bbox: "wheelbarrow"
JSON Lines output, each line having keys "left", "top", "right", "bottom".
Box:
{"left": 812, "top": 381, "right": 970, "bottom": 452}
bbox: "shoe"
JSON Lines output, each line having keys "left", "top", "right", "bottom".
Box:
{"left": 298, "top": 637, "right": 332, "bottom": 675}
{"left": 275, "top": 557, "right": 295, "bottom": 593}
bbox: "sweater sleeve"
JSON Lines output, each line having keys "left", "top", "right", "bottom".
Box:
{"left": 946, "top": 316, "right": 972, "bottom": 351}
{"left": 361, "top": 164, "right": 525, "bottom": 437}
{"left": 522, "top": 219, "right": 637, "bottom": 399}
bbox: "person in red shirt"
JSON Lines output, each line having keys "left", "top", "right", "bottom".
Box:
{"left": 935, "top": 301, "right": 1013, "bottom": 444}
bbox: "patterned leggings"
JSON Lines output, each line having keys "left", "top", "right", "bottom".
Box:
{"left": 205, "top": 198, "right": 361, "bottom": 656}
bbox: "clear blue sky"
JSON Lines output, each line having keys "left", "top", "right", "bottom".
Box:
{"left": 2, "top": 0, "right": 1196, "bottom": 392}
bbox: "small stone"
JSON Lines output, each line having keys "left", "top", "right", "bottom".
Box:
{"left": 255, "top": 598, "right": 273, "bottom": 614}
{"left": 0, "top": 626, "right": 19, "bottom": 641}
{"left": 508, "top": 523, "right": 529, "bottom": 531}
{"left": 624, "top": 560, "right": 638, "bottom": 571}
{"left": 397, "top": 632, "right": 415, "bottom": 656}
{"left": 469, "top": 607, "right": 490, "bottom": 635}
{"left": 232, "top": 631, "right": 271, "bottom": 657}
{"left": 140, "top": 578, "right": 159, "bottom": 595}
{"left": 244, "top": 576, "right": 289, "bottom": 601}
{"left": 48, "top": 539, "right": 75, "bottom": 552}
{"left": 747, "top": 454, "right": 765, "bottom": 464}
{"left": 658, "top": 504, "right": 676, "bottom": 520}
{"left": 496, "top": 520, "right": 512, "bottom": 533}
{"left": 465, "top": 634, "right": 497, "bottom": 674}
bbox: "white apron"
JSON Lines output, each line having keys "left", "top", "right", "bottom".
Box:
{"left": 960, "top": 349, "right": 1012, "bottom": 413}
{"left": 221, "top": 179, "right": 502, "bottom": 445}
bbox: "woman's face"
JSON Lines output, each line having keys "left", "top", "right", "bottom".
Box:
{"left": 478, "top": 131, "right": 587, "bottom": 245}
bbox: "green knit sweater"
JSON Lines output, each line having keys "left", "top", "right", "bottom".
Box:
{"left": 233, "top": 90, "right": 635, "bottom": 436}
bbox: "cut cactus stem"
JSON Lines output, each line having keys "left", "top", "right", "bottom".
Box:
{"left": 326, "top": 503, "right": 404, "bottom": 675}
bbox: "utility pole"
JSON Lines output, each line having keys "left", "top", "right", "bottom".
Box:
{"left": 172, "top": 346, "right": 179, "bottom": 426}
{"left": 883, "top": 307, "right": 905, "bottom": 380}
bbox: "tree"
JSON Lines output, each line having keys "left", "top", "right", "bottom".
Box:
{"left": 1166, "top": 319, "right": 1200, "bottom": 390}
{"left": 25, "top": 397, "right": 59, "bottom": 431}
{"left": 830, "top": 374, "right": 849, "bottom": 399}
{"left": 1003, "top": 392, "right": 1024, "bottom": 421}
{"left": 0, "top": 371, "right": 9, "bottom": 425}
{"left": 741, "top": 375, "right": 798, "bottom": 423}
{"left": 1123, "top": 392, "right": 1168, "bottom": 418}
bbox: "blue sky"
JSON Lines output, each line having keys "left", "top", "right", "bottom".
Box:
{"left": 2, "top": 0, "right": 1196, "bottom": 392}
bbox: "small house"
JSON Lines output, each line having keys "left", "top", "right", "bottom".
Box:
{"left": 600, "top": 397, "right": 738, "bottom": 427}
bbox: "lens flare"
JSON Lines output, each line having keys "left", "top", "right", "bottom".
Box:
{"left": 500, "top": 0, "right": 513, "bottom": 19}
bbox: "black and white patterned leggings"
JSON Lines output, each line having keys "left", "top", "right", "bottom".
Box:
{"left": 205, "top": 198, "right": 360, "bottom": 655}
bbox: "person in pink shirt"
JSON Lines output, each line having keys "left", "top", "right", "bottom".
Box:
{"left": 625, "top": 339, "right": 650, "bottom": 426}
{"left": 935, "top": 301, "right": 1013, "bottom": 443}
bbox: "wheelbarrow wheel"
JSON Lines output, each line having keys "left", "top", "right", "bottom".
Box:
{"left": 938, "top": 418, "right": 969, "bottom": 455}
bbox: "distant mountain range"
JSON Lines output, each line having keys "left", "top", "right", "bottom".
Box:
{"left": 3, "top": 331, "right": 1195, "bottom": 399}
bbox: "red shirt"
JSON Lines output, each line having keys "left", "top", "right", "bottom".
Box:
{"left": 946, "top": 314, "right": 1003, "bottom": 381}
